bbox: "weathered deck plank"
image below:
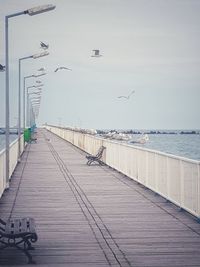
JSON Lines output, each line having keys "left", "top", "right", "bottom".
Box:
{"left": 0, "top": 128, "right": 200, "bottom": 266}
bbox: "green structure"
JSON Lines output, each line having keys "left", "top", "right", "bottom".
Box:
{"left": 24, "top": 128, "right": 31, "bottom": 142}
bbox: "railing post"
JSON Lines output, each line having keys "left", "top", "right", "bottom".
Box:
{"left": 179, "top": 159, "right": 184, "bottom": 211}
{"left": 197, "top": 163, "right": 200, "bottom": 223}
{"left": 135, "top": 149, "right": 139, "bottom": 182}
{"left": 166, "top": 156, "right": 170, "bottom": 200}
{"left": 145, "top": 151, "right": 148, "bottom": 187}
{"left": 155, "top": 153, "right": 158, "bottom": 193}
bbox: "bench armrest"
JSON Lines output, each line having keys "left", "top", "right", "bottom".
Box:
{"left": 0, "top": 219, "right": 6, "bottom": 225}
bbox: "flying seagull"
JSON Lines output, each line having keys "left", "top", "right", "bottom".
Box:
{"left": 0, "top": 64, "right": 5, "bottom": 71}
{"left": 40, "top": 41, "right": 49, "bottom": 50}
{"left": 54, "top": 66, "right": 72, "bottom": 72}
{"left": 38, "top": 67, "right": 46, "bottom": 72}
{"left": 118, "top": 90, "right": 135, "bottom": 99}
{"left": 91, "top": 49, "right": 102, "bottom": 57}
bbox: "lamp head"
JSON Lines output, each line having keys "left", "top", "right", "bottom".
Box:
{"left": 32, "top": 51, "right": 49, "bottom": 59}
{"left": 25, "top": 4, "right": 56, "bottom": 16}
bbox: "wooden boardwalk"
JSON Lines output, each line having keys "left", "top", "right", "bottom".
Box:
{"left": 0, "top": 129, "right": 200, "bottom": 266}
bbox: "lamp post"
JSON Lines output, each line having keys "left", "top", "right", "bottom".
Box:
{"left": 31, "top": 104, "right": 40, "bottom": 124}
{"left": 23, "top": 75, "right": 45, "bottom": 132}
{"left": 26, "top": 84, "right": 44, "bottom": 127}
{"left": 32, "top": 103, "right": 40, "bottom": 120}
{"left": 23, "top": 76, "right": 35, "bottom": 131}
{"left": 30, "top": 98, "right": 41, "bottom": 126}
{"left": 5, "top": 4, "right": 56, "bottom": 187}
{"left": 18, "top": 52, "right": 48, "bottom": 160}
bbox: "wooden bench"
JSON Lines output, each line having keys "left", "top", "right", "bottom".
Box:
{"left": 86, "top": 146, "right": 106, "bottom": 165}
{"left": 0, "top": 217, "right": 38, "bottom": 264}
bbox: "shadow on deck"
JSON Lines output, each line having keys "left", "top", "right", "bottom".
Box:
{"left": 0, "top": 129, "right": 200, "bottom": 266}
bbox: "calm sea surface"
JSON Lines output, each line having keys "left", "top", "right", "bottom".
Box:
{"left": 0, "top": 135, "right": 18, "bottom": 153}
{"left": 129, "top": 133, "right": 200, "bottom": 161}
{"left": 0, "top": 133, "right": 200, "bottom": 161}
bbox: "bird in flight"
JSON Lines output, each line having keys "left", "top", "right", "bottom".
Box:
{"left": 0, "top": 64, "right": 5, "bottom": 71}
{"left": 40, "top": 41, "right": 49, "bottom": 50}
{"left": 38, "top": 67, "right": 46, "bottom": 72}
{"left": 91, "top": 49, "right": 102, "bottom": 57}
{"left": 118, "top": 90, "right": 135, "bottom": 99}
{"left": 54, "top": 66, "right": 72, "bottom": 72}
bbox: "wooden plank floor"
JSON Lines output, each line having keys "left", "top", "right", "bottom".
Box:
{"left": 0, "top": 128, "right": 200, "bottom": 266}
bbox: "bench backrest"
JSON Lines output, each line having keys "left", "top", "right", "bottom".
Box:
{"left": 95, "top": 146, "right": 106, "bottom": 158}
{"left": 0, "top": 218, "right": 36, "bottom": 236}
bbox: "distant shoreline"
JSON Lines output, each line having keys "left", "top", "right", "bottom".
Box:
{"left": 97, "top": 130, "right": 200, "bottom": 135}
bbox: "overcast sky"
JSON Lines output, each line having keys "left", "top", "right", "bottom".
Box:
{"left": 0, "top": 0, "right": 200, "bottom": 130}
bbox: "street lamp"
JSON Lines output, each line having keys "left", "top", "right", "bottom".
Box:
{"left": 26, "top": 84, "right": 44, "bottom": 127}
{"left": 30, "top": 95, "right": 41, "bottom": 99}
{"left": 23, "top": 75, "right": 45, "bottom": 132}
{"left": 31, "top": 102, "right": 40, "bottom": 121}
{"left": 31, "top": 101, "right": 41, "bottom": 121}
{"left": 31, "top": 102, "right": 40, "bottom": 104}
{"left": 31, "top": 89, "right": 42, "bottom": 94}
{"left": 25, "top": 5, "right": 56, "bottom": 16}
{"left": 31, "top": 102, "right": 40, "bottom": 105}
{"left": 29, "top": 92, "right": 42, "bottom": 99}
{"left": 5, "top": 4, "right": 56, "bottom": 187}
{"left": 18, "top": 52, "right": 49, "bottom": 159}
{"left": 29, "top": 96, "right": 41, "bottom": 127}
{"left": 32, "top": 103, "right": 40, "bottom": 116}
{"left": 29, "top": 92, "right": 42, "bottom": 96}
{"left": 30, "top": 98, "right": 41, "bottom": 103}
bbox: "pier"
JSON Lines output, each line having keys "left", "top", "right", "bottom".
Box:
{"left": 0, "top": 128, "right": 200, "bottom": 266}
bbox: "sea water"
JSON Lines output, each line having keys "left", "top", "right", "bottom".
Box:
{"left": 129, "top": 133, "right": 200, "bottom": 161}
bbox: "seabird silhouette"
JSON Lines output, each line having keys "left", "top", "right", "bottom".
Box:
{"left": 54, "top": 67, "right": 72, "bottom": 72}
{"left": 0, "top": 64, "right": 5, "bottom": 71}
{"left": 91, "top": 49, "right": 102, "bottom": 57}
{"left": 118, "top": 90, "right": 135, "bottom": 99}
{"left": 38, "top": 67, "right": 46, "bottom": 72}
{"left": 40, "top": 41, "right": 49, "bottom": 50}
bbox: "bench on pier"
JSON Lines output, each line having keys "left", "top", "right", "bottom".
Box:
{"left": 30, "top": 137, "right": 37, "bottom": 143}
{"left": 0, "top": 217, "right": 38, "bottom": 264}
{"left": 86, "top": 146, "right": 106, "bottom": 165}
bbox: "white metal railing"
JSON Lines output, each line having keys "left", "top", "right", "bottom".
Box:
{"left": 45, "top": 125, "right": 200, "bottom": 220}
{"left": 0, "top": 135, "right": 24, "bottom": 198}
{"left": 0, "top": 149, "right": 6, "bottom": 198}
